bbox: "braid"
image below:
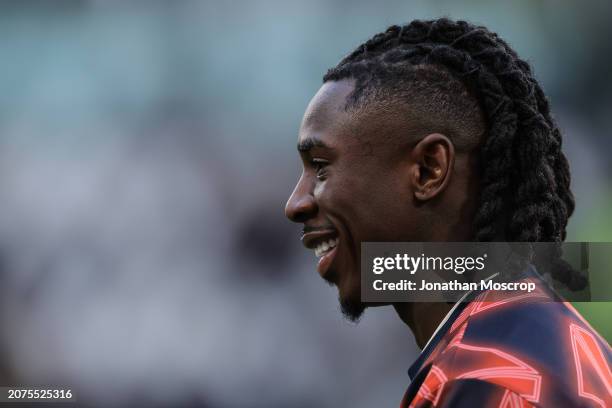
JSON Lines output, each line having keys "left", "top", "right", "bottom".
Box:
{"left": 324, "top": 18, "right": 584, "bottom": 289}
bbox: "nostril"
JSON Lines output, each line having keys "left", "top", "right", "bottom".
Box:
{"left": 285, "top": 196, "right": 317, "bottom": 223}
{"left": 290, "top": 210, "right": 308, "bottom": 224}
{"left": 285, "top": 192, "right": 317, "bottom": 223}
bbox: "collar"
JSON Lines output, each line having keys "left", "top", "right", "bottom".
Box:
{"left": 407, "top": 273, "right": 499, "bottom": 380}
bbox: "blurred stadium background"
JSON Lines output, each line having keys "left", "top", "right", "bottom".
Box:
{"left": 0, "top": 1, "right": 610, "bottom": 406}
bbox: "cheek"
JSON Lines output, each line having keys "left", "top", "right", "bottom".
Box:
{"left": 316, "top": 166, "right": 413, "bottom": 238}
{"left": 315, "top": 176, "right": 363, "bottom": 220}
{"left": 339, "top": 173, "right": 409, "bottom": 230}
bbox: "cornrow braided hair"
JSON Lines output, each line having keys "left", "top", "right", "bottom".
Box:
{"left": 324, "top": 18, "right": 586, "bottom": 290}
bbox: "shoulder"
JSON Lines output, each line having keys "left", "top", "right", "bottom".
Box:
{"left": 407, "top": 377, "right": 535, "bottom": 408}
{"left": 419, "top": 290, "right": 611, "bottom": 407}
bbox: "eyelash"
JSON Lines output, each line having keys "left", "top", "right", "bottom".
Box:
{"left": 311, "top": 159, "right": 329, "bottom": 179}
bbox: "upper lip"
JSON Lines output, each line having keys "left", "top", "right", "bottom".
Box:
{"left": 301, "top": 226, "right": 338, "bottom": 249}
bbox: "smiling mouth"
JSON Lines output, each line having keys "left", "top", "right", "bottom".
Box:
{"left": 314, "top": 237, "right": 339, "bottom": 258}
{"left": 301, "top": 229, "right": 340, "bottom": 279}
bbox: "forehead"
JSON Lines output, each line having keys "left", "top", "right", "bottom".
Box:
{"left": 298, "top": 79, "right": 417, "bottom": 154}
{"left": 299, "top": 80, "right": 356, "bottom": 143}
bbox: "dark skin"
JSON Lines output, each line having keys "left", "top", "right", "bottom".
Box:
{"left": 285, "top": 79, "right": 481, "bottom": 348}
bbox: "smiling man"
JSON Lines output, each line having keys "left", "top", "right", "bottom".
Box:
{"left": 285, "top": 19, "right": 611, "bottom": 407}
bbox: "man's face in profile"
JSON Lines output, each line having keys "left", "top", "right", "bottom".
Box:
{"left": 285, "top": 79, "right": 424, "bottom": 320}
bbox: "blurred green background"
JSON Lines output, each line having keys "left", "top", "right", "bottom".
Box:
{"left": 572, "top": 196, "right": 612, "bottom": 342}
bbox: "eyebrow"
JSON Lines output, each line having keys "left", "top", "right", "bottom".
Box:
{"left": 297, "top": 137, "right": 330, "bottom": 153}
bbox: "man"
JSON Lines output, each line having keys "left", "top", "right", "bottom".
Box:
{"left": 285, "top": 18, "right": 611, "bottom": 407}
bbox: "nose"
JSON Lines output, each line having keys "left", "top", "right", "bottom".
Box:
{"left": 285, "top": 174, "right": 318, "bottom": 223}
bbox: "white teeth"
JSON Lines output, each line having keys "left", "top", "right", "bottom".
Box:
{"left": 314, "top": 238, "right": 339, "bottom": 258}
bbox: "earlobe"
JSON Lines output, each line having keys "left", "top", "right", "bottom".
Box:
{"left": 411, "top": 134, "right": 454, "bottom": 201}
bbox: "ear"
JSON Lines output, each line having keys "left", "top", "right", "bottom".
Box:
{"left": 409, "top": 133, "right": 455, "bottom": 201}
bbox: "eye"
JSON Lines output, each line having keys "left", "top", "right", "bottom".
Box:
{"left": 311, "top": 158, "right": 329, "bottom": 180}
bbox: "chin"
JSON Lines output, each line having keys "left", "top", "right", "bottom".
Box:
{"left": 338, "top": 281, "right": 365, "bottom": 322}
{"left": 339, "top": 295, "right": 366, "bottom": 322}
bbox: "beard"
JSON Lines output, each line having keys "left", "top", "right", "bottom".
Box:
{"left": 323, "top": 266, "right": 366, "bottom": 322}
{"left": 339, "top": 294, "right": 366, "bottom": 322}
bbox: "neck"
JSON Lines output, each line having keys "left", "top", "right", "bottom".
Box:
{"left": 393, "top": 302, "right": 453, "bottom": 349}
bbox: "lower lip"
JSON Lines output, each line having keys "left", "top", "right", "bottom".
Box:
{"left": 317, "top": 245, "right": 338, "bottom": 278}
